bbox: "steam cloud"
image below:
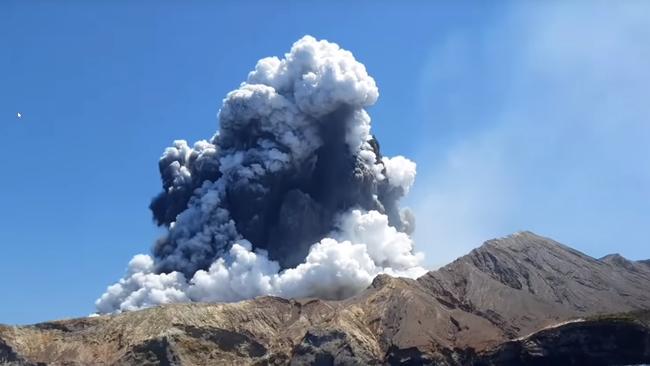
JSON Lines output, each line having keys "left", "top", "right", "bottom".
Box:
{"left": 96, "top": 36, "right": 425, "bottom": 314}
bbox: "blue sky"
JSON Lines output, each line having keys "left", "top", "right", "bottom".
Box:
{"left": 1, "top": 1, "right": 648, "bottom": 324}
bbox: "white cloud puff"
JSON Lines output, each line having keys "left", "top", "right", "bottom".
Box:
{"left": 247, "top": 35, "right": 379, "bottom": 117}
{"left": 382, "top": 156, "right": 417, "bottom": 193}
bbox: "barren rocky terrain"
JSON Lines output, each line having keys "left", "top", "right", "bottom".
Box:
{"left": 2, "top": 231, "right": 649, "bottom": 365}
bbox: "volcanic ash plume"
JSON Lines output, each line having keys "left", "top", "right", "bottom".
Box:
{"left": 96, "top": 36, "right": 425, "bottom": 314}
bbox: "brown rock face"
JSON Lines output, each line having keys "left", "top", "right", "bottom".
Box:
{"left": 1, "top": 231, "right": 649, "bottom": 365}
{"left": 419, "top": 232, "right": 650, "bottom": 340}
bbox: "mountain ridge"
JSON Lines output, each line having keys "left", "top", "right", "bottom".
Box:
{"left": 2, "top": 231, "right": 649, "bottom": 365}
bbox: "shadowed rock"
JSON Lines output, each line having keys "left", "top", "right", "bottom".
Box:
{"left": 474, "top": 311, "right": 650, "bottom": 366}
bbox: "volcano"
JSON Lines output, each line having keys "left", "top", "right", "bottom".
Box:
{"left": 2, "top": 231, "right": 649, "bottom": 365}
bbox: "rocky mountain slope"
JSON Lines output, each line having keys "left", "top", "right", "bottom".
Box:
{"left": 1, "top": 231, "right": 649, "bottom": 365}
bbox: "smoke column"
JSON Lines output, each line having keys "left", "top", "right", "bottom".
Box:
{"left": 96, "top": 36, "right": 425, "bottom": 313}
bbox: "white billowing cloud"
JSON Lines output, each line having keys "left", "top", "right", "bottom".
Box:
{"left": 95, "top": 210, "right": 426, "bottom": 313}
{"left": 94, "top": 255, "right": 190, "bottom": 314}
{"left": 381, "top": 156, "right": 417, "bottom": 194}
{"left": 335, "top": 209, "right": 423, "bottom": 270}
{"left": 247, "top": 35, "right": 378, "bottom": 117}
{"left": 187, "top": 242, "right": 280, "bottom": 302}
{"left": 217, "top": 35, "right": 382, "bottom": 176}
{"left": 190, "top": 237, "right": 378, "bottom": 302}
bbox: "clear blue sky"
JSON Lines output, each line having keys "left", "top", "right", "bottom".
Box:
{"left": 1, "top": 1, "right": 648, "bottom": 324}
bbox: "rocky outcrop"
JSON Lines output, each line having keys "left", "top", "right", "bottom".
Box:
{"left": 0, "top": 338, "right": 41, "bottom": 366}
{"left": 290, "top": 328, "right": 377, "bottom": 365}
{"left": 1, "top": 232, "right": 648, "bottom": 365}
{"left": 474, "top": 311, "right": 650, "bottom": 366}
